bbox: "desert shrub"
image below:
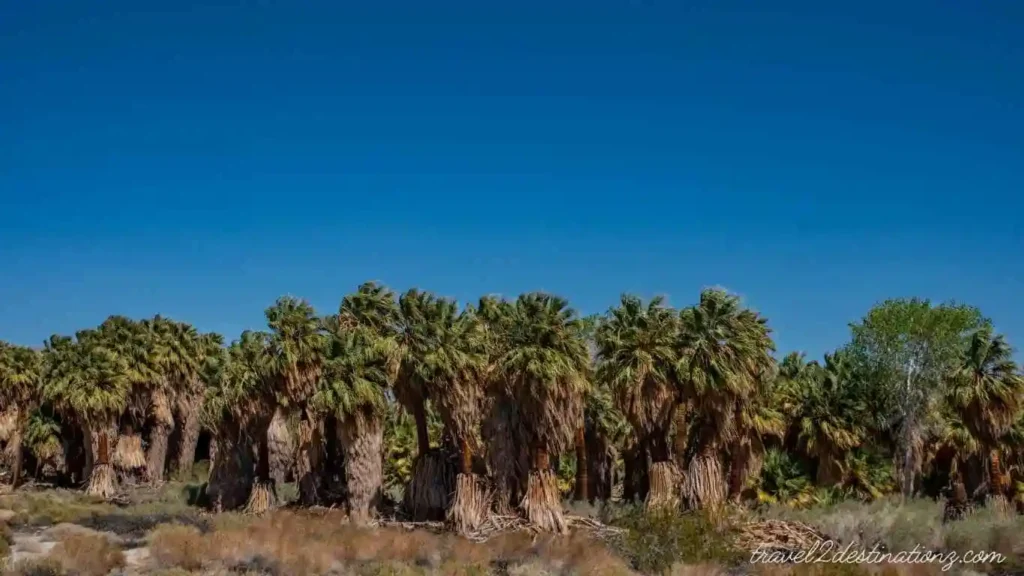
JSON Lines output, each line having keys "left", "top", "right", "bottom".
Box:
{"left": 613, "top": 506, "right": 741, "bottom": 574}
{"left": 1, "top": 521, "right": 12, "bottom": 559}
{"left": 148, "top": 523, "right": 207, "bottom": 570}
{"left": 3, "top": 557, "right": 65, "bottom": 576}
{"left": 0, "top": 491, "right": 115, "bottom": 527}
{"left": 47, "top": 531, "right": 125, "bottom": 576}
{"left": 761, "top": 497, "right": 945, "bottom": 552}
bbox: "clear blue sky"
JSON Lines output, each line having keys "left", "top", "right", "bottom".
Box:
{"left": 1, "top": 0, "right": 1022, "bottom": 361}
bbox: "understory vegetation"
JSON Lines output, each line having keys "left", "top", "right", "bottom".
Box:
{"left": 2, "top": 286, "right": 1024, "bottom": 573}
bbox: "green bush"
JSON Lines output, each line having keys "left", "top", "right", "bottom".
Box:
{"left": 612, "top": 506, "right": 742, "bottom": 575}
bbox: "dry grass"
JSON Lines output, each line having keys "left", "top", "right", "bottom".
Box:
{"left": 143, "top": 510, "right": 633, "bottom": 576}
{"left": 1, "top": 521, "right": 11, "bottom": 560}
{"left": 3, "top": 556, "right": 65, "bottom": 576}
{"left": 46, "top": 531, "right": 125, "bottom": 576}
{"left": 759, "top": 497, "right": 1024, "bottom": 574}
{"left": 148, "top": 523, "right": 206, "bottom": 571}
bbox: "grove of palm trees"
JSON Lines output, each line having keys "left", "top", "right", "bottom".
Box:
{"left": 2, "top": 284, "right": 1023, "bottom": 537}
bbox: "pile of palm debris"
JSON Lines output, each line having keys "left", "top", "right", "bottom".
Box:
{"left": 734, "top": 518, "right": 835, "bottom": 554}
{"left": 376, "top": 514, "right": 626, "bottom": 543}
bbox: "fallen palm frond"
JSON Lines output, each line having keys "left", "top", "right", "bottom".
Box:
{"left": 370, "top": 512, "right": 626, "bottom": 544}
{"left": 734, "top": 518, "right": 833, "bottom": 554}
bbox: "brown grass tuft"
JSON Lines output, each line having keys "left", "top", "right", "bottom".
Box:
{"left": 47, "top": 531, "right": 125, "bottom": 576}
{"left": 3, "top": 556, "right": 65, "bottom": 576}
{"left": 148, "top": 523, "right": 207, "bottom": 571}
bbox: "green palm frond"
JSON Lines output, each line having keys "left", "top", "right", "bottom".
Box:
{"left": 497, "top": 292, "right": 591, "bottom": 455}
{"left": 595, "top": 294, "right": 679, "bottom": 441}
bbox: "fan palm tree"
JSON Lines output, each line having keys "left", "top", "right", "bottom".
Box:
{"left": 582, "top": 374, "right": 630, "bottom": 502}
{"left": 315, "top": 307, "right": 395, "bottom": 524}
{"left": 394, "top": 288, "right": 456, "bottom": 520}
{"left": 92, "top": 317, "right": 157, "bottom": 481}
{"left": 42, "top": 332, "right": 132, "bottom": 498}
{"left": 147, "top": 318, "right": 207, "bottom": 482}
{"left": 676, "top": 288, "right": 775, "bottom": 510}
{"left": 418, "top": 301, "right": 488, "bottom": 532}
{"left": 795, "top": 352, "right": 868, "bottom": 485}
{"left": 476, "top": 295, "right": 530, "bottom": 514}
{"left": 727, "top": 366, "right": 786, "bottom": 502}
{"left": 203, "top": 330, "right": 272, "bottom": 510}
{"left": 0, "top": 342, "right": 43, "bottom": 489}
{"left": 946, "top": 328, "right": 1024, "bottom": 502}
{"left": 264, "top": 296, "right": 325, "bottom": 508}
{"left": 497, "top": 293, "right": 589, "bottom": 532}
{"left": 595, "top": 295, "right": 680, "bottom": 508}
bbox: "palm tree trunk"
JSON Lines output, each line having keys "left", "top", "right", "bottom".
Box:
{"left": 8, "top": 429, "right": 24, "bottom": 490}
{"left": 815, "top": 453, "right": 843, "bottom": 486}
{"left": 573, "top": 425, "right": 589, "bottom": 502}
{"left": 206, "top": 419, "right": 254, "bottom": 511}
{"left": 85, "top": 417, "right": 118, "bottom": 499}
{"left": 413, "top": 399, "right": 430, "bottom": 457}
{"left": 520, "top": 448, "right": 567, "bottom": 533}
{"left": 672, "top": 407, "right": 688, "bottom": 470}
{"left": 339, "top": 410, "right": 384, "bottom": 525}
{"left": 449, "top": 436, "right": 486, "bottom": 534}
{"left": 321, "top": 415, "right": 343, "bottom": 497}
{"left": 405, "top": 399, "right": 450, "bottom": 521}
{"left": 267, "top": 407, "right": 293, "bottom": 488}
{"left": 170, "top": 392, "right": 203, "bottom": 479}
{"left": 244, "top": 425, "right": 278, "bottom": 514}
{"left": 586, "top": 427, "right": 614, "bottom": 502}
{"left": 990, "top": 449, "right": 1005, "bottom": 497}
{"left": 5, "top": 406, "right": 25, "bottom": 490}
{"left": 114, "top": 423, "right": 147, "bottom": 483}
{"left": 623, "top": 442, "right": 649, "bottom": 504}
{"left": 296, "top": 412, "right": 323, "bottom": 506}
{"left": 485, "top": 401, "right": 520, "bottom": 514}
{"left": 146, "top": 387, "right": 175, "bottom": 483}
{"left": 682, "top": 429, "right": 725, "bottom": 511}
{"left": 645, "top": 432, "right": 677, "bottom": 509}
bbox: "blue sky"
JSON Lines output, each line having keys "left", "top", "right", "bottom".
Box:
{"left": 1, "top": 0, "right": 1022, "bottom": 360}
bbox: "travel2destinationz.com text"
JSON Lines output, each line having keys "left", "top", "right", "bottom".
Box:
{"left": 749, "top": 541, "right": 1006, "bottom": 572}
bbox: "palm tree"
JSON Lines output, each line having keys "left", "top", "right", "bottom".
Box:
{"left": 0, "top": 342, "right": 43, "bottom": 489}
{"left": 477, "top": 295, "right": 530, "bottom": 514}
{"left": 795, "top": 352, "right": 868, "bottom": 485}
{"left": 419, "top": 301, "right": 488, "bottom": 532}
{"left": 947, "top": 328, "right": 1024, "bottom": 503}
{"left": 497, "top": 293, "right": 589, "bottom": 533}
{"left": 676, "top": 288, "right": 775, "bottom": 510}
{"left": 582, "top": 374, "right": 630, "bottom": 502}
{"left": 595, "top": 295, "right": 680, "bottom": 508}
{"left": 94, "top": 317, "right": 155, "bottom": 482}
{"left": 141, "top": 317, "right": 181, "bottom": 483}
{"left": 264, "top": 296, "right": 325, "bottom": 508}
{"left": 727, "top": 366, "right": 786, "bottom": 502}
{"left": 315, "top": 304, "right": 395, "bottom": 524}
{"left": 395, "top": 288, "right": 454, "bottom": 520}
{"left": 43, "top": 332, "right": 132, "bottom": 498}
{"left": 146, "top": 318, "right": 208, "bottom": 483}
{"left": 203, "top": 330, "right": 272, "bottom": 510}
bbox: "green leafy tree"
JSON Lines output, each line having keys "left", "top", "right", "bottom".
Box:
{"left": 847, "top": 298, "right": 987, "bottom": 497}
